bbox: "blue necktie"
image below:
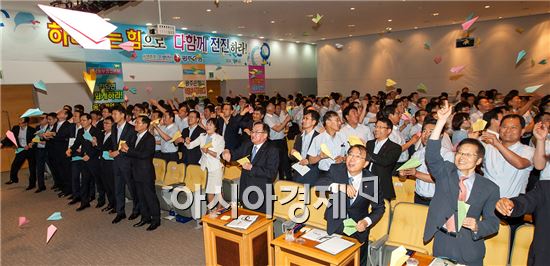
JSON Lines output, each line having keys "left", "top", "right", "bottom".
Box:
{"left": 251, "top": 145, "right": 258, "bottom": 161}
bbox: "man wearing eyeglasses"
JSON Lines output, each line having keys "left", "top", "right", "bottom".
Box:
{"left": 317, "top": 144, "right": 385, "bottom": 266}
{"left": 424, "top": 101, "right": 499, "bottom": 266}
{"left": 222, "top": 122, "right": 279, "bottom": 214}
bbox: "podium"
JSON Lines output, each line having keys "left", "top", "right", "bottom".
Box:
{"left": 202, "top": 208, "right": 274, "bottom": 266}
{"left": 271, "top": 231, "right": 362, "bottom": 266}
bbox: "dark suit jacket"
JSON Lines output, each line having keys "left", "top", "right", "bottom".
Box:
{"left": 1, "top": 125, "right": 36, "bottom": 148}
{"left": 291, "top": 130, "right": 320, "bottom": 184}
{"left": 366, "top": 139, "right": 401, "bottom": 199}
{"left": 216, "top": 115, "right": 244, "bottom": 150}
{"left": 317, "top": 164, "right": 385, "bottom": 243}
{"left": 111, "top": 122, "right": 137, "bottom": 162}
{"left": 180, "top": 125, "right": 205, "bottom": 165}
{"left": 231, "top": 140, "right": 279, "bottom": 213}
{"left": 124, "top": 132, "right": 156, "bottom": 183}
{"left": 52, "top": 121, "right": 75, "bottom": 154}
{"left": 424, "top": 139, "right": 499, "bottom": 262}
{"left": 99, "top": 131, "right": 114, "bottom": 160}
{"left": 510, "top": 180, "right": 550, "bottom": 266}
{"left": 70, "top": 126, "right": 103, "bottom": 161}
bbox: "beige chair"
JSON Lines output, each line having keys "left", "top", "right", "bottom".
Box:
{"left": 483, "top": 223, "right": 511, "bottom": 266}
{"left": 152, "top": 158, "right": 166, "bottom": 185}
{"left": 273, "top": 180, "right": 306, "bottom": 221}
{"left": 391, "top": 176, "right": 416, "bottom": 210}
{"left": 510, "top": 224, "right": 534, "bottom": 266}
{"left": 386, "top": 202, "right": 433, "bottom": 254}
{"left": 163, "top": 162, "right": 185, "bottom": 186}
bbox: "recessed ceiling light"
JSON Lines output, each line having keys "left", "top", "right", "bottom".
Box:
{"left": 270, "top": 20, "right": 275, "bottom": 24}
{"left": 206, "top": 9, "right": 212, "bottom": 12}
{"left": 414, "top": 26, "right": 418, "bottom": 29}
{"left": 104, "top": 18, "right": 111, "bottom": 21}
{"left": 278, "top": 38, "right": 284, "bottom": 41}
{"left": 307, "top": 14, "right": 314, "bottom": 18}
{"left": 484, "top": 5, "right": 490, "bottom": 9}
{"left": 211, "top": 31, "right": 217, "bottom": 34}
{"left": 388, "top": 19, "right": 392, "bottom": 22}
{"left": 238, "top": 34, "right": 243, "bottom": 36}
{"left": 145, "top": 23, "right": 153, "bottom": 26}
{"left": 347, "top": 24, "right": 355, "bottom": 27}
{"left": 350, "top": 7, "right": 355, "bottom": 11}
{"left": 385, "top": 27, "right": 392, "bottom": 31}
{"left": 432, "top": 12, "right": 439, "bottom": 16}
{"left": 172, "top": 16, "right": 181, "bottom": 20}
{"left": 296, "top": 41, "right": 300, "bottom": 43}
{"left": 349, "top": 34, "right": 353, "bottom": 37}
{"left": 321, "top": 38, "right": 326, "bottom": 40}
{"left": 181, "top": 27, "right": 188, "bottom": 30}
{"left": 498, "top": 16, "right": 503, "bottom": 19}
{"left": 238, "top": 26, "right": 246, "bottom": 29}
{"left": 311, "top": 43, "right": 316, "bottom": 45}
{"left": 259, "top": 36, "right": 265, "bottom": 39}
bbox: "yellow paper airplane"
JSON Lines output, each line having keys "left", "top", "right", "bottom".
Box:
{"left": 386, "top": 79, "right": 397, "bottom": 87}
{"left": 472, "top": 119, "right": 487, "bottom": 132}
{"left": 203, "top": 142, "right": 213, "bottom": 149}
{"left": 151, "top": 119, "right": 160, "bottom": 125}
{"left": 178, "top": 81, "right": 185, "bottom": 88}
{"left": 292, "top": 151, "right": 303, "bottom": 161}
{"left": 348, "top": 135, "right": 364, "bottom": 146}
{"left": 32, "top": 136, "right": 41, "bottom": 143}
{"left": 170, "top": 131, "right": 182, "bottom": 142}
{"left": 237, "top": 156, "right": 250, "bottom": 166}
{"left": 320, "top": 144, "right": 334, "bottom": 159}
{"left": 83, "top": 69, "right": 96, "bottom": 93}
{"left": 118, "top": 140, "right": 126, "bottom": 150}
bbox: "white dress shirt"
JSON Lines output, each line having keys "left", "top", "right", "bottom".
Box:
{"left": 308, "top": 131, "right": 349, "bottom": 171}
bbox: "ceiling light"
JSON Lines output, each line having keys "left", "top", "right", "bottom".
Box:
{"left": 307, "top": 14, "right": 314, "bottom": 18}
{"left": 145, "top": 23, "right": 153, "bottom": 26}
{"left": 498, "top": 16, "right": 503, "bottom": 19}
{"left": 432, "top": 12, "right": 439, "bottom": 16}
{"left": 270, "top": 20, "right": 275, "bottom": 24}
{"left": 321, "top": 38, "right": 326, "bottom": 40}
{"left": 388, "top": 19, "right": 392, "bottom": 22}
{"left": 238, "top": 26, "right": 246, "bottom": 29}
{"left": 238, "top": 34, "right": 243, "bottom": 36}
{"left": 206, "top": 9, "right": 212, "bottom": 12}
{"left": 414, "top": 26, "right": 418, "bottom": 29}
{"left": 484, "top": 5, "right": 490, "bottom": 9}
{"left": 172, "top": 16, "right": 181, "bottom": 19}
{"left": 296, "top": 41, "right": 300, "bottom": 43}
{"left": 104, "top": 18, "right": 111, "bottom": 21}
{"left": 211, "top": 31, "right": 217, "bottom": 34}
{"left": 350, "top": 7, "right": 355, "bottom": 11}
{"left": 348, "top": 34, "right": 353, "bottom": 37}
{"left": 259, "top": 36, "right": 265, "bottom": 39}
{"left": 347, "top": 24, "right": 355, "bottom": 27}
{"left": 385, "top": 27, "right": 392, "bottom": 31}
{"left": 181, "top": 27, "right": 188, "bottom": 30}
{"left": 278, "top": 38, "right": 284, "bottom": 41}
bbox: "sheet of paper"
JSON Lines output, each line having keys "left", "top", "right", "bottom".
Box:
{"left": 472, "top": 119, "right": 487, "bottom": 132}
{"left": 46, "top": 224, "right": 57, "bottom": 243}
{"left": 320, "top": 143, "right": 334, "bottom": 159}
{"left": 390, "top": 245, "right": 410, "bottom": 266}
{"left": 102, "top": 151, "right": 114, "bottom": 161}
{"left": 315, "top": 237, "right": 354, "bottom": 255}
{"left": 396, "top": 157, "right": 422, "bottom": 171}
{"left": 301, "top": 228, "right": 331, "bottom": 242}
{"left": 225, "top": 215, "right": 258, "bottom": 230}
{"left": 457, "top": 201, "right": 470, "bottom": 232}
{"left": 292, "top": 163, "right": 310, "bottom": 176}
{"left": 118, "top": 140, "right": 126, "bottom": 151}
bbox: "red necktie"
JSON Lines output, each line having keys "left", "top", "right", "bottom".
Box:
{"left": 445, "top": 176, "right": 468, "bottom": 232}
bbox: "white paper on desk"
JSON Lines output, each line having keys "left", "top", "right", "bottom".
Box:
{"left": 38, "top": 4, "right": 116, "bottom": 50}
{"left": 226, "top": 215, "right": 258, "bottom": 230}
{"left": 301, "top": 228, "right": 330, "bottom": 242}
{"left": 315, "top": 237, "right": 354, "bottom": 255}
{"left": 429, "top": 257, "right": 458, "bottom": 266}
{"left": 292, "top": 163, "right": 310, "bottom": 176}
{"left": 390, "top": 245, "right": 410, "bottom": 266}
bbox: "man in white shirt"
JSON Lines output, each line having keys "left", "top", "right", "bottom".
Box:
{"left": 470, "top": 97, "right": 493, "bottom": 123}
{"left": 308, "top": 111, "right": 348, "bottom": 178}
{"left": 382, "top": 105, "right": 419, "bottom": 164}
{"left": 153, "top": 111, "right": 180, "bottom": 162}
{"left": 340, "top": 106, "right": 374, "bottom": 145}
{"left": 264, "top": 101, "right": 292, "bottom": 180}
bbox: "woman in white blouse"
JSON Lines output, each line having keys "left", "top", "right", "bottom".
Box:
{"left": 185, "top": 118, "right": 225, "bottom": 211}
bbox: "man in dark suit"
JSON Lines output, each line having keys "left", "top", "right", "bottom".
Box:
{"left": 44, "top": 112, "right": 59, "bottom": 190}
{"left": 32, "top": 114, "right": 50, "bottom": 193}
{"left": 290, "top": 109, "right": 320, "bottom": 185}
{"left": 216, "top": 103, "right": 245, "bottom": 151}
{"left": 99, "top": 116, "right": 116, "bottom": 213}
{"left": 222, "top": 122, "right": 279, "bottom": 214}
{"left": 1, "top": 117, "right": 36, "bottom": 187}
{"left": 110, "top": 106, "right": 140, "bottom": 224}
{"left": 424, "top": 101, "right": 499, "bottom": 266}
{"left": 68, "top": 113, "right": 102, "bottom": 211}
{"left": 366, "top": 118, "right": 402, "bottom": 200}
{"left": 44, "top": 109, "right": 74, "bottom": 197}
{"left": 317, "top": 144, "right": 385, "bottom": 266}
{"left": 120, "top": 116, "right": 161, "bottom": 231}
{"left": 178, "top": 110, "right": 204, "bottom": 165}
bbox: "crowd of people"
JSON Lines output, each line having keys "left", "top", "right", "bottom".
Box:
{"left": 2, "top": 87, "right": 549, "bottom": 265}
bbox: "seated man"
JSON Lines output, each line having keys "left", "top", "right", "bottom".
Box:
{"left": 424, "top": 101, "right": 499, "bottom": 266}
{"left": 317, "top": 145, "right": 385, "bottom": 266}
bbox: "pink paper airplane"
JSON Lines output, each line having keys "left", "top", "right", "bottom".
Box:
{"left": 38, "top": 4, "right": 117, "bottom": 50}
{"left": 18, "top": 216, "right": 30, "bottom": 227}
{"left": 450, "top": 65, "right": 466, "bottom": 74}
{"left": 46, "top": 224, "right": 57, "bottom": 243}
{"left": 123, "top": 86, "right": 129, "bottom": 91}
{"left": 434, "top": 56, "right": 442, "bottom": 64}
{"left": 124, "top": 94, "right": 129, "bottom": 102}
{"left": 145, "top": 87, "right": 153, "bottom": 94}
{"left": 6, "top": 130, "right": 18, "bottom": 147}
{"left": 462, "top": 16, "right": 479, "bottom": 31}
{"left": 119, "top": 41, "right": 135, "bottom": 52}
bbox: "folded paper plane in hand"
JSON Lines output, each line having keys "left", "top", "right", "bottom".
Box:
{"left": 348, "top": 136, "right": 364, "bottom": 147}
{"left": 33, "top": 80, "right": 47, "bottom": 91}
{"left": 21, "top": 108, "right": 44, "bottom": 118}
{"left": 472, "top": 119, "right": 487, "bottom": 132}
{"left": 170, "top": 131, "right": 182, "bottom": 143}
{"left": 83, "top": 130, "right": 93, "bottom": 141}
{"left": 396, "top": 157, "right": 422, "bottom": 171}
{"left": 291, "top": 151, "right": 303, "bottom": 161}
{"left": 320, "top": 144, "right": 334, "bottom": 159}
{"left": 6, "top": 130, "right": 18, "bottom": 147}
{"left": 237, "top": 156, "right": 250, "bottom": 166}
{"left": 343, "top": 218, "right": 357, "bottom": 236}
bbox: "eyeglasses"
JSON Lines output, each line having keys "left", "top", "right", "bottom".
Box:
{"left": 456, "top": 152, "right": 478, "bottom": 159}
{"left": 347, "top": 153, "right": 366, "bottom": 160}
{"left": 251, "top": 131, "right": 266, "bottom": 134}
{"left": 374, "top": 126, "right": 389, "bottom": 129}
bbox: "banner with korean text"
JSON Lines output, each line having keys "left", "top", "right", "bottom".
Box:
{"left": 181, "top": 64, "right": 207, "bottom": 99}
{"left": 248, "top": 65, "right": 266, "bottom": 94}
{"left": 85, "top": 62, "right": 124, "bottom": 110}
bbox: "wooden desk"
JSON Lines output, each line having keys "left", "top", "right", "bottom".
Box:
{"left": 271, "top": 230, "right": 362, "bottom": 266}
{"left": 408, "top": 252, "right": 435, "bottom": 266}
{"left": 202, "top": 208, "right": 274, "bottom": 266}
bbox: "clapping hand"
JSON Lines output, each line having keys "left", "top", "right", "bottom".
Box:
{"left": 533, "top": 122, "right": 548, "bottom": 141}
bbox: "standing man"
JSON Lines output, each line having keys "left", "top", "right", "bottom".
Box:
{"left": 110, "top": 106, "right": 139, "bottom": 224}
{"left": 424, "top": 101, "right": 499, "bottom": 266}
{"left": 307, "top": 111, "right": 348, "bottom": 178}
{"left": 264, "top": 101, "right": 292, "bottom": 180}
{"left": 33, "top": 115, "right": 50, "bottom": 192}
{"left": 178, "top": 110, "right": 205, "bottom": 165}
{"left": 120, "top": 116, "right": 161, "bottom": 231}
{"left": 222, "top": 122, "right": 279, "bottom": 213}
{"left": 99, "top": 116, "right": 117, "bottom": 213}
{"left": 1, "top": 117, "right": 36, "bottom": 187}
{"left": 290, "top": 109, "right": 320, "bottom": 185}
{"left": 216, "top": 103, "right": 244, "bottom": 151}
{"left": 45, "top": 109, "right": 74, "bottom": 197}
{"left": 153, "top": 112, "right": 180, "bottom": 163}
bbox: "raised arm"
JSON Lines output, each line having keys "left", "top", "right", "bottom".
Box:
{"left": 533, "top": 122, "right": 549, "bottom": 170}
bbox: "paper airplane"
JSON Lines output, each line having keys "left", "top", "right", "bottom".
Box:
{"left": 457, "top": 201, "right": 471, "bottom": 232}
{"left": 47, "top": 212, "right": 62, "bottom": 221}
{"left": 401, "top": 112, "right": 411, "bottom": 121}
{"left": 539, "top": 59, "right": 547, "bottom": 65}
{"left": 21, "top": 108, "right": 44, "bottom": 118}
{"left": 462, "top": 16, "right": 479, "bottom": 31}
{"left": 524, "top": 84, "right": 543, "bottom": 93}
{"left": 417, "top": 83, "right": 428, "bottom": 93}
{"left": 515, "top": 27, "right": 524, "bottom": 34}
{"left": 237, "top": 156, "right": 250, "bottom": 166}
{"left": 343, "top": 218, "right": 357, "bottom": 236}
{"left": 83, "top": 69, "right": 96, "bottom": 93}
{"left": 386, "top": 79, "right": 397, "bottom": 87}
{"left": 390, "top": 246, "right": 410, "bottom": 266}
{"left": 424, "top": 41, "right": 430, "bottom": 50}
{"left": 171, "top": 86, "right": 177, "bottom": 93}
{"left": 178, "top": 81, "right": 185, "bottom": 88}
{"left": 83, "top": 130, "right": 93, "bottom": 141}
{"left": 396, "top": 157, "right": 422, "bottom": 171}
{"left": 124, "top": 94, "right": 129, "bottom": 102}
{"left": 450, "top": 65, "right": 466, "bottom": 74}
{"left": 465, "top": 12, "right": 475, "bottom": 21}
{"left": 203, "top": 142, "right": 213, "bottom": 149}
{"left": 33, "top": 80, "right": 47, "bottom": 91}
{"left": 32, "top": 136, "right": 41, "bottom": 143}
{"left": 312, "top": 13, "right": 323, "bottom": 24}
{"left": 320, "top": 144, "right": 334, "bottom": 159}
{"left": 170, "top": 131, "right": 182, "bottom": 143}
{"left": 46, "top": 224, "right": 57, "bottom": 244}
{"left": 433, "top": 56, "right": 442, "bottom": 64}
{"left": 38, "top": 4, "right": 116, "bottom": 50}
{"left": 129, "top": 87, "right": 137, "bottom": 94}
{"left": 348, "top": 135, "right": 364, "bottom": 147}
{"left": 119, "top": 41, "right": 134, "bottom": 52}
{"left": 18, "top": 216, "right": 30, "bottom": 227}
{"left": 118, "top": 140, "right": 126, "bottom": 150}
{"left": 5, "top": 130, "right": 18, "bottom": 147}
{"left": 145, "top": 86, "right": 153, "bottom": 94}
{"left": 291, "top": 151, "right": 303, "bottom": 161}
{"left": 129, "top": 75, "right": 135, "bottom": 79}
{"left": 516, "top": 50, "right": 527, "bottom": 64}
{"left": 472, "top": 119, "right": 487, "bottom": 132}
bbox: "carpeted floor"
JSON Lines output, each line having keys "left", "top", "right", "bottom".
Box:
{"left": 1, "top": 170, "right": 205, "bottom": 265}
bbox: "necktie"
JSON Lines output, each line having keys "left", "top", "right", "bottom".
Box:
{"left": 348, "top": 176, "right": 354, "bottom": 206}
{"left": 251, "top": 145, "right": 258, "bottom": 162}
{"left": 445, "top": 176, "right": 469, "bottom": 232}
